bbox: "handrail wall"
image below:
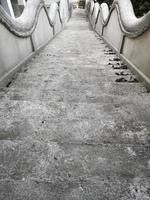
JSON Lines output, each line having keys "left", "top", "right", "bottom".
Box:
{"left": 87, "top": 0, "right": 150, "bottom": 91}
{"left": 0, "top": 0, "right": 73, "bottom": 87}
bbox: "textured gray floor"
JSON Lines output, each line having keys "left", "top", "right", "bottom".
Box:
{"left": 0, "top": 9, "right": 150, "bottom": 200}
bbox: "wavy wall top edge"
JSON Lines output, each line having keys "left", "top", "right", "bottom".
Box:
{"left": 48, "top": 2, "right": 59, "bottom": 25}
{"left": 0, "top": 0, "right": 60, "bottom": 37}
{"left": 92, "top": 0, "right": 150, "bottom": 37}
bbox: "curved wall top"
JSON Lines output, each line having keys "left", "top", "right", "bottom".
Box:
{"left": 93, "top": 3, "right": 99, "bottom": 20}
{"left": 0, "top": 0, "right": 51, "bottom": 37}
{"left": 90, "top": 1, "right": 95, "bottom": 15}
{"left": 0, "top": 0, "right": 72, "bottom": 87}
{"left": 88, "top": 0, "right": 150, "bottom": 90}
{"left": 0, "top": 0, "right": 72, "bottom": 38}
{"left": 90, "top": 0, "right": 150, "bottom": 37}
{"left": 100, "top": 3, "right": 109, "bottom": 23}
{"left": 48, "top": 2, "right": 59, "bottom": 25}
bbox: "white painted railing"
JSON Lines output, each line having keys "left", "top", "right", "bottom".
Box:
{"left": 0, "top": 0, "right": 73, "bottom": 87}
{"left": 87, "top": 0, "right": 150, "bottom": 91}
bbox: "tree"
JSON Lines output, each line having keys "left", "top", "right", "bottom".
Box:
{"left": 131, "top": 0, "right": 150, "bottom": 16}
{"left": 96, "top": 0, "right": 150, "bottom": 16}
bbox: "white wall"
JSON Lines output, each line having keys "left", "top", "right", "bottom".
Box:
{"left": 0, "top": 0, "right": 72, "bottom": 87}
{"left": 88, "top": 0, "right": 150, "bottom": 90}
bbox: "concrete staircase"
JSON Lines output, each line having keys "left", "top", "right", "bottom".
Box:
{"left": 0, "top": 9, "right": 150, "bottom": 200}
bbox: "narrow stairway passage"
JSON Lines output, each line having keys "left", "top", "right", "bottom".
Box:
{"left": 0, "top": 9, "right": 150, "bottom": 200}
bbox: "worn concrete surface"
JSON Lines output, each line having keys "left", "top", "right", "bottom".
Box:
{"left": 0, "top": 9, "right": 150, "bottom": 200}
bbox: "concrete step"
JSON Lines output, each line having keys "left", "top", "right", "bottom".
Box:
{"left": 0, "top": 8, "right": 150, "bottom": 200}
